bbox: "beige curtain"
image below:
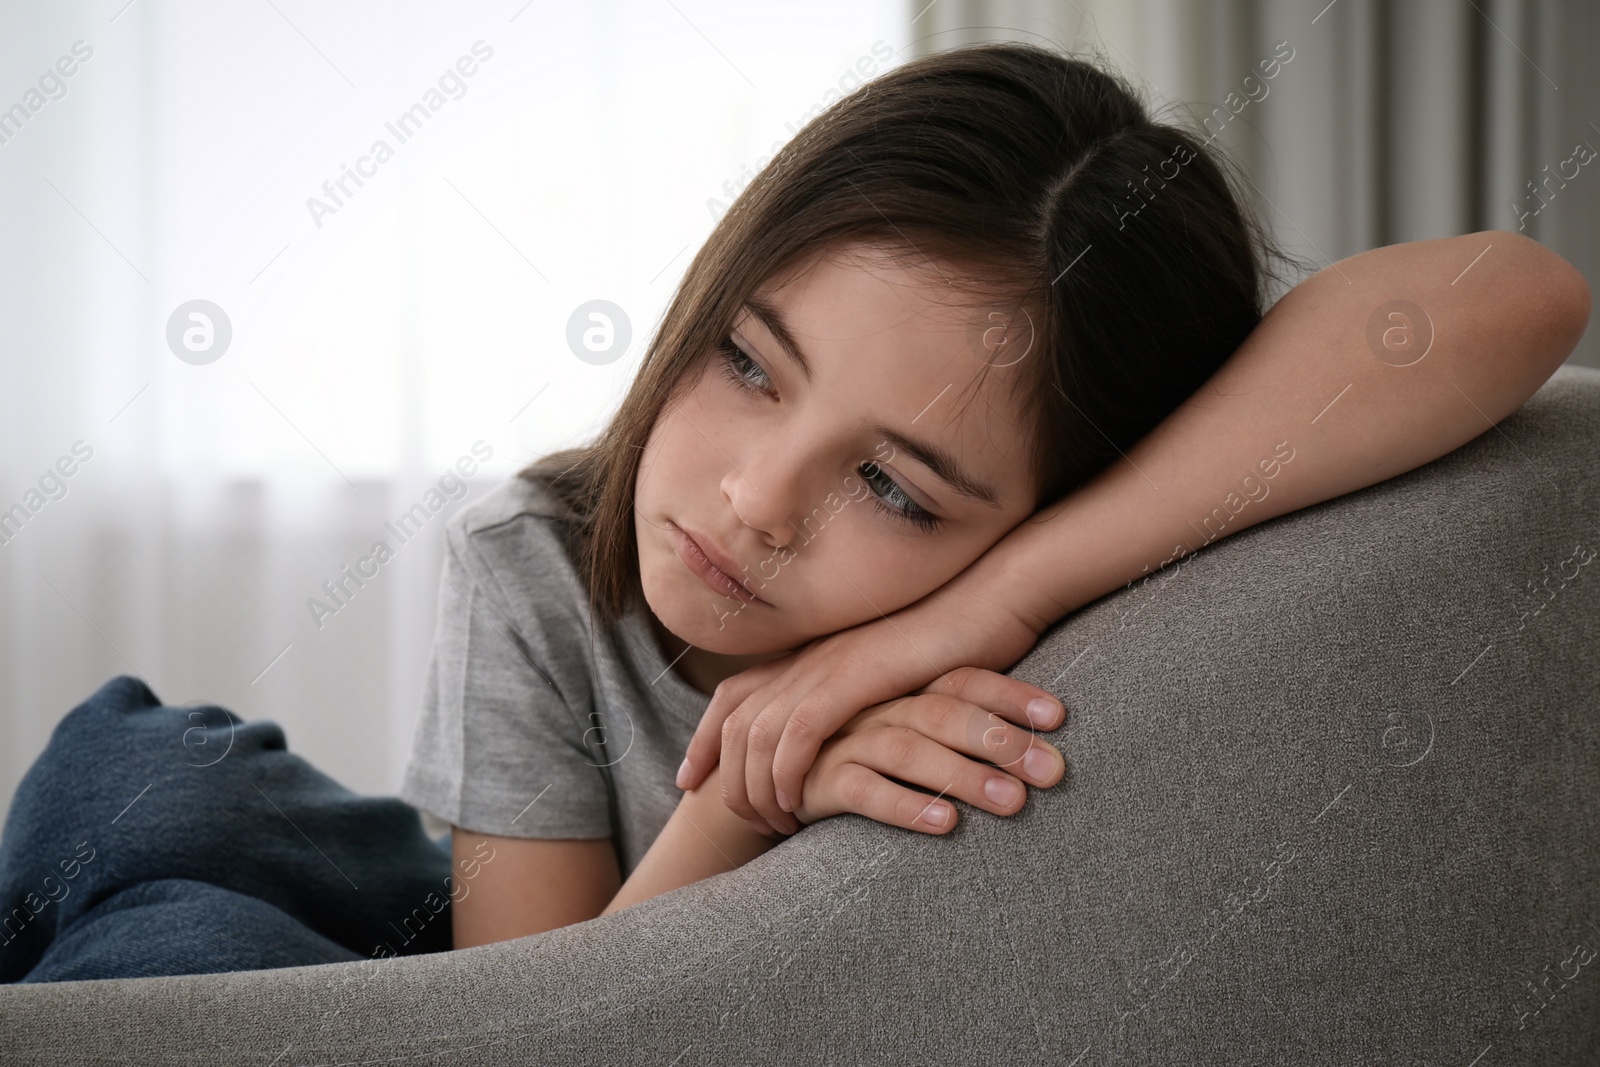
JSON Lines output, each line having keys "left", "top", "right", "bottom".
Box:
{"left": 909, "top": 0, "right": 1600, "bottom": 367}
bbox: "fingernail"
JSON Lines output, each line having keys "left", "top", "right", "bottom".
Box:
{"left": 921, "top": 803, "right": 950, "bottom": 829}
{"left": 985, "top": 777, "right": 1023, "bottom": 806}
{"left": 776, "top": 790, "right": 793, "bottom": 812}
{"left": 675, "top": 758, "right": 691, "bottom": 788}
{"left": 1026, "top": 697, "right": 1060, "bottom": 729}
{"left": 1023, "top": 744, "right": 1058, "bottom": 782}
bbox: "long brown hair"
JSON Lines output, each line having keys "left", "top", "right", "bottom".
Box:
{"left": 521, "top": 41, "right": 1303, "bottom": 627}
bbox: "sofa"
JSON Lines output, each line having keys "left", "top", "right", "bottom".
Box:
{"left": 3, "top": 365, "right": 1598, "bottom": 1066}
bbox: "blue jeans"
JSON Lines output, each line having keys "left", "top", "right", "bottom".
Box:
{"left": 0, "top": 675, "right": 455, "bottom": 983}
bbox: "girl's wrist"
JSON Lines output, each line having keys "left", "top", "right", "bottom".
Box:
{"left": 919, "top": 534, "right": 1065, "bottom": 655}
{"left": 604, "top": 763, "right": 783, "bottom": 917}
{"left": 940, "top": 475, "right": 1154, "bottom": 639}
{"left": 679, "top": 764, "right": 788, "bottom": 856}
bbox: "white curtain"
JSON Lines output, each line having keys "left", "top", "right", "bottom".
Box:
{"left": 911, "top": 0, "right": 1600, "bottom": 368}
{"left": 0, "top": 0, "right": 906, "bottom": 823}
{"left": 6, "top": 0, "right": 1593, "bottom": 824}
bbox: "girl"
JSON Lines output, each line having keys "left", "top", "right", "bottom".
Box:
{"left": 435, "top": 39, "right": 1586, "bottom": 939}
{"left": 0, "top": 41, "right": 1585, "bottom": 980}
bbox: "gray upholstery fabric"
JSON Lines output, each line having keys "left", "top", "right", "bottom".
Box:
{"left": 3, "top": 365, "right": 1598, "bottom": 1066}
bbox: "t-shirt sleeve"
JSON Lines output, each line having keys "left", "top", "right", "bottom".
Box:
{"left": 399, "top": 510, "right": 614, "bottom": 841}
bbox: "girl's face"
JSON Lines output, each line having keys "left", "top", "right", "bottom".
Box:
{"left": 635, "top": 242, "right": 1041, "bottom": 683}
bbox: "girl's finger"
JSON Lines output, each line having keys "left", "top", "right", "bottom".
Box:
{"left": 766, "top": 655, "right": 906, "bottom": 817}
{"left": 677, "top": 696, "right": 737, "bottom": 791}
{"left": 882, "top": 693, "right": 1065, "bottom": 786}
{"left": 807, "top": 759, "right": 961, "bottom": 834}
{"left": 715, "top": 698, "right": 761, "bottom": 823}
{"left": 719, "top": 678, "right": 804, "bottom": 835}
{"left": 742, "top": 694, "right": 803, "bottom": 835}
{"left": 807, "top": 760, "right": 962, "bottom": 834}
{"left": 676, "top": 658, "right": 781, "bottom": 790}
{"left": 921, "top": 665, "right": 1065, "bottom": 733}
{"left": 837, "top": 724, "right": 1034, "bottom": 821}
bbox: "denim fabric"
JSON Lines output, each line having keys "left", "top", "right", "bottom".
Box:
{"left": 0, "top": 675, "right": 455, "bottom": 983}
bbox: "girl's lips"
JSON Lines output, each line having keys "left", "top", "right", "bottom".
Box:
{"left": 668, "top": 522, "right": 763, "bottom": 604}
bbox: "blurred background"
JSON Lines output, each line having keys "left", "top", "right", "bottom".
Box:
{"left": 1, "top": 0, "right": 1596, "bottom": 825}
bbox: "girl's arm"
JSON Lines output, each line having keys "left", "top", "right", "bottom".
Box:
{"left": 679, "top": 229, "right": 1592, "bottom": 835}
{"left": 995, "top": 229, "right": 1590, "bottom": 635}
{"left": 446, "top": 786, "right": 773, "bottom": 942}
{"left": 450, "top": 674, "right": 1065, "bottom": 936}
{"left": 606, "top": 667, "right": 1067, "bottom": 915}
{"left": 451, "top": 831, "right": 620, "bottom": 948}
{"left": 601, "top": 761, "right": 780, "bottom": 916}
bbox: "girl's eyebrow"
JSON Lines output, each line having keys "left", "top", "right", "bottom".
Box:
{"left": 742, "top": 297, "right": 813, "bottom": 385}
{"left": 872, "top": 428, "right": 1002, "bottom": 509}
{"left": 738, "top": 298, "right": 1002, "bottom": 510}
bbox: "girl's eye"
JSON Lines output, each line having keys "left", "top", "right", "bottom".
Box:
{"left": 717, "top": 336, "right": 774, "bottom": 395}
{"left": 715, "top": 334, "right": 940, "bottom": 534}
{"left": 859, "top": 461, "right": 941, "bottom": 534}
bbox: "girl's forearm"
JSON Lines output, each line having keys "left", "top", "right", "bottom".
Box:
{"left": 966, "top": 230, "right": 1590, "bottom": 634}
{"left": 601, "top": 763, "right": 780, "bottom": 916}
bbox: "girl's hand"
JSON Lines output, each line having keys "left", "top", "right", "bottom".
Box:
{"left": 676, "top": 580, "right": 1056, "bottom": 835}
{"left": 782, "top": 670, "right": 1068, "bottom": 834}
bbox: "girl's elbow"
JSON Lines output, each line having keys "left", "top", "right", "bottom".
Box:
{"left": 1539, "top": 251, "right": 1590, "bottom": 374}
{"left": 1552, "top": 253, "right": 1592, "bottom": 355}
{"left": 1480, "top": 229, "right": 1591, "bottom": 373}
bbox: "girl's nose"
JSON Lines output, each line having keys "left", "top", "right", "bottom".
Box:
{"left": 721, "top": 444, "right": 823, "bottom": 547}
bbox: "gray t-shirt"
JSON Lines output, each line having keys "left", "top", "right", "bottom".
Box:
{"left": 399, "top": 473, "right": 712, "bottom": 877}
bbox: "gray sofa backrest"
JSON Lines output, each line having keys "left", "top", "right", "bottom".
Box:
{"left": 4, "top": 365, "right": 1598, "bottom": 1066}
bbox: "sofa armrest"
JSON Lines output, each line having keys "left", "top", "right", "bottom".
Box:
{"left": 5, "top": 366, "right": 1599, "bottom": 1066}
